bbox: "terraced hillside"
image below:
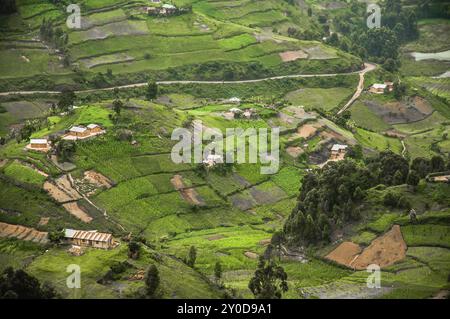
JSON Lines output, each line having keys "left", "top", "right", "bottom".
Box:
{"left": 0, "top": 0, "right": 449, "bottom": 301}
{"left": 0, "top": 0, "right": 361, "bottom": 91}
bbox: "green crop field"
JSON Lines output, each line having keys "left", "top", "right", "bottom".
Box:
{"left": 0, "top": 0, "right": 449, "bottom": 303}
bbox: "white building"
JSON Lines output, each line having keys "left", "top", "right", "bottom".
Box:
{"left": 26, "top": 138, "right": 51, "bottom": 152}
{"left": 228, "top": 97, "right": 241, "bottom": 104}
{"left": 203, "top": 154, "right": 223, "bottom": 167}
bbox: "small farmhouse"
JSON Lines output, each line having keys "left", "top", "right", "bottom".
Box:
{"left": 63, "top": 124, "right": 105, "bottom": 140}
{"left": 26, "top": 138, "right": 51, "bottom": 152}
{"left": 147, "top": 3, "right": 180, "bottom": 16}
{"left": 87, "top": 123, "right": 103, "bottom": 134}
{"left": 69, "top": 126, "right": 89, "bottom": 138}
{"left": 228, "top": 97, "right": 241, "bottom": 104}
{"left": 243, "top": 109, "right": 256, "bottom": 119}
{"left": 428, "top": 174, "right": 450, "bottom": 183}
{"left": 203, "top": 154, "right": 223, "bottom": 167}
{"left": 64, "top": 229, "right": 114, "bottom": 249}
{"left": 369, "top": 82, "right": 394, "bottom": 94}
{"left": 330, "top": 144, "right": 348, "bottom": 160}
{"left": 30, "top": 138, "right": 49, "bottom": 149}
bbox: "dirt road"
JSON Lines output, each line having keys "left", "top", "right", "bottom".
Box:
{"left": 337, "top": 63, "right": 377, "bottom": 115}
{"left": 0, "top": 63, "right": 377, "bottom": 96}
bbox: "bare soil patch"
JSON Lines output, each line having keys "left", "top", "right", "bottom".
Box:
{"left": 38, "top": 217, "right": 49, "bottom": 226}
{"left": 244, "top": 251, "right": 258, "bottom": 259}
{"left": 171, "top": 174, "right": 204, "bottom": 206}
{"left": 62, "top": 202, "right": 93, "bottom": 223}
{"left": 326, "top": 241, "right": 362, "bottom": 266}
{"left": 206, "top": 234, "right": 225, "bottom": 241}
{"left": 84, "top": 171, "right": 112, "bottom": 188}
{"left": 352, "top": 225, "right": 407, "bottom": 270}
{"left": 0, "top": 159, "right": 8, "bottom": 168}
{"left": 279, "top": 50, "right": 308, "bottom": 62}
{"left": 259, "top": 239, "right": 271, "bottom": 246}
{"left": 286, "top": 146, "right": 304, "bottom": 158}
{"left": 326, "top": 225, "right": 407, "bottom": 270}
{"left": 365, "top": 96, "right": 433, "bottom": 124}
{"left": 44, "top": 175, "right": 82, "bottom": 203}
{"left": 0, "top": 222, "right": 48, "bottom": 244}
{"left": 298, "top": 123, "right": 319, "bottom": 139}
{"left": 170, "top": 174, "right": 184, "bottom": 190}
{"left": 44, "top": 182, "right": 74, "bottom": 203}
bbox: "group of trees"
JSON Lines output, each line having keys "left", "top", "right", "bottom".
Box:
{"left": 284, "top": 159, "right": 373, "bottom": 245}
{"left": 0, "top": 267, "right": 58, "bottom": 299}
{"left": 57, "top": 87, "right": 76, "bottom": 112}
{"left": 55, "top": 139, "right": 76, "bottom": 162}
{"left": 411, "top": 156, "right": 449, "bottom": 178}
{"left": 248, "top": 257, "right": 288, "bottom": 299}
{"left": 0, "top": 0, "right": 16, "bottom": 14}
{"left": 329, "top": 0, "right": 419, "bottom": 70}
{"left": 39, "top": 18, "right": 69, "bottom": 52}
{"left": 283, "top": 151, "right": 450, "bottom": 246}
{"left": 125, "top": 239, "right": 161, "bottom": 298}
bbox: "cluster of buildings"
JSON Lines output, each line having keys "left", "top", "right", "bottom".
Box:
{"left": 229, "top": 107, "right": 256, "bottom": 119}
{"left": 369, "top": 81, "right": 394, "bottom": 94}
{"left": 25, "top": 123, "right": 105, "bottom": 152}
{"left": 203, "top": 154, "right": 223, "bottom": 167}
{"left": 62, "top": 124, "right": 105, "bottom": 141}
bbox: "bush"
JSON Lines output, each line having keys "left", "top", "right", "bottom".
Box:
{"left": 384, "top": 192, "right": 400, "bottom": 207}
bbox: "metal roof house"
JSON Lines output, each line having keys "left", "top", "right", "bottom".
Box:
{"left": 26, "top": 138, "right": 51, "bottom": 152}
{"left": 331, "top": 144, "right": 348, "bottom": 152}
{"left": 69, "top": 126, "right": 89, "bottom": 137}
{"left": 64, "top": 229, "right": 113, "bottom": 249}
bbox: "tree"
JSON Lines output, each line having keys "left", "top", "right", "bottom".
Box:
{"left": 328, "top": 32, "right": 339, "bottom": 46}
{"left": 145, "top": 265, "right": 160, "bottom": 298}
{"left": 383, "top": 58, "right": 398, "bottom": 72}
{"left": 187, "top": 246, "right": 197, "bottom": 268}
{"left": 271, "top": 231, "right": 284, "bottom": 261}
{"left": 393, "top": 81, "right": 407, "bottom": 100}
{"left": 58, "top": 88, "right": 75, "bottom": 112}
{"left": 383, "top": 192, "right": 400, "bottom": 207}
{"left": 307, "top": 7, "right": 312, "bottom": 17}
{"left": 393, "top": 170, "right": 405, "bottom": 185}
{"left": 112, "top": 99, "right": 123, "bottom": 115}
{"left": 248, "top": 257, "right": 288, "bottom": 299}
{"left": 146, "top": 81, "right": 158, "bottom": 100}
{"left": 360, "top": 27, "right": 399, "bottom": 61}
{"left": 431, "top": 155, "right": 445, "bottom": 172}
{"left": 411, "top": 157, "right": 431, "bottom": 178}
{"left": 48, "top": 230, "right": 64, "bottom": 243}
{"left": 127, "top": 241, "right": 141, "bottom": 260}
{"left": 406, "top": 170, "right": 420, "bottom": 191}
{"left": 55, "top": 140, "right": 76, "bottom": 162}
{"left": 214, "top": 261, "right": 222, "bottom": 284}
{"left": 0, "top": 0, "right": 17, "bottom": 14}
{"left": 0, "top": 267, "right": 58, "bottom": 299}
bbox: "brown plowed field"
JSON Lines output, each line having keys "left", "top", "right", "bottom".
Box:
{"left": 0, "top": 222, "right": 48, "bottom": 244}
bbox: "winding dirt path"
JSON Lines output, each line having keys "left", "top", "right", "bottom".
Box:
{"left": 0, "top": 63, "right": 377, "bottom": 96}
{"left": 337, "top": 63, "right": 377, "bottom": 115}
